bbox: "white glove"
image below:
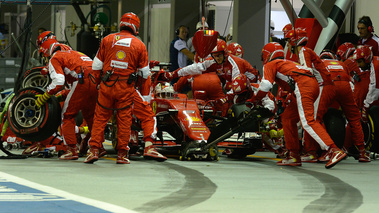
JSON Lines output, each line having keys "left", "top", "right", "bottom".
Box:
{"left": 261, "top": 96, "right": 275, "bottom": 112}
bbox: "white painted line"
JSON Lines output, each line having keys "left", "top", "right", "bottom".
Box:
{"left": 0, "top": 171, "right": 137, "bottom": 213}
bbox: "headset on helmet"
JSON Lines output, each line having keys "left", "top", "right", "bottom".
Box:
{"left": 36, "top": 31, "right": 56, "bottom": 47}
{"left": 320, "top": 50, "right": 337, "bottom": 60}
{"left": 38, "top": 39, "right": 58, "bottom": 58}
{"left": 211, "top": 39, "right": 227, "bottom": 54}
{"left": 353, "top": 45, "right": 373, "bottom": 64}
{"left": 227, "top": 42, "right": 244, "bottom": 58}
{"left": 336, "top": 42, "right": 356, "bottom": 61}
{"left": 232, "top": 74, "right": 250, "bottom": 94}
{"left": 358, "top": 16, "right": 374, "bottom": 33}
{"left": 155, "top": 83, "right": 175, "bottom": 98}
{"left": 119, "top": 12, "right": 140, "bottom": 35}
{"left": 282, "top": 23, "right": 293, "bottom": 35}
{"left": 290, "top": 28, "right": 308, "bottom": 46}
{"left": 261, "top": 42, "right": 284, "bottom": 65}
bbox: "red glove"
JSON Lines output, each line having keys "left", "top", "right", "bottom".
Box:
{"left": 361, "top": 107, "right": 369, "bottom": 123}
{"left": 159, "top": 71, "right": 178, "bottom": 82}
{"left": 215, "top": 93, "right": 233, "bottom": 105}
{"left": 149, "top": 60, "right": 160, "bottom": 69}
{"left": 215, "top": 97, "right": 229, "bottom": 105}
{"left": 41, "top": 66, "right": 49, "bottom": 76}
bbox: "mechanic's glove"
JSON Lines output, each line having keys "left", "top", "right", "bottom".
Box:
{"left": 41, "top": 66, "right": 49, "bottom": 77}
{"left": 35, "top": 92, "right": 52, "bottom": 108}
{"left": 261, "top": 96, "right": 275, "bottom": 112}
{"left": 215, "top": 97, "right": 228, "bottom": 105}
{"left": 149, "top": 60, "right": 160, "bottom": 69}
{"left": 160, "top": 71, "right": 178, "bottom": 82}
{"left": 361, "top": 106, "right": 369, "bottom": 123}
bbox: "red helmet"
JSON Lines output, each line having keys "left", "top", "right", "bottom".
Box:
{"left": 39, "top": 42, "right": 71, "bottom": 58}
{"left": 289, "top": 28, "right": 308, "bottom": 46}
{"left": 232, "top": 74, "right": 250, "bottom": 95}
{"left": 38, "top": 39, "right": 58, "bottom": 57}
{"left": 282, "top": 23, "right": 293, "bottom": 35}
{"left": 353, "top": 45, "right": 373, "bottom": 63}
{"left": 36, "top": 31, "right": 57, "bottom": 47}
{"left": 320, "top": 50, "right": 337, "bottom": 60}
{"left": 211, "top": 39, "right": 227, "bottom": 54}
{"left": 227, "top": 42, "right": 244, "bottom": 58}
{"left": 336, "top": 42, "right": 356, "bottom": 61}
{"left": 119, "top": 12, "right": 140, "bottom": 35}
{"left": 261, "top": 42, "right": 284, "bottom": 65}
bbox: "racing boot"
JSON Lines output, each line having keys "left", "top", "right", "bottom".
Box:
{"left": 277, "top": 151, "right": 301, "bottom": 166}
{"left": 317, "top": 150, "right": 330, "bottom": 162}
{"left": 143, "top": 145, "right": 167, "bottom": 161}
{"left": 84, "top": 147, "right": 99, "bottom": 164}
{"left": 325, "top": 147, "right": 347, "bottom": 169}
{"left": 59, "top": 145, "right": 79, "bottom": 160}
{"left": 301, "top": 151, "right": 318, "bottom": 163}
{"left": 358, "top": 149, "right": 371, "bottom": 162}
{"left": 22, "top": 142, "right": 43, "bottom": 155}
{"left": 276, "top": 147, "right": 288, "bottom": 159}
{"left": 117, "top": 149, "right": 130, "bottom": 164}
{"left": 99, "top": 145, "right": 107, "bottom": 158}
{"left": 78, "top": 134, "right": 90, "bottom": 157}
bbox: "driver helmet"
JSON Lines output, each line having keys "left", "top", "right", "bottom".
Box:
{"left": 155, "top": 83, "right": 175, "bottom": 98}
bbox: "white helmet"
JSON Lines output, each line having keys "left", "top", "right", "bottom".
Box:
{"left": 196, "top": 21, "right": 209, "bottom": 30}
{"left": 155, "top": 83, "right": 174, "bottom": 98}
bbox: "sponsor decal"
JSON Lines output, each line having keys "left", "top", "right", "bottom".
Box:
{"left": 187, "top": 117, "right": 201, "bottom": 122}
{"left": 116, "top": 51, "right": 126, "bottom": 60}
{"left": 80, "top": 56, "right": 92, "bottom": 61}
{"left": 115, "top": 38, "right": 132, "bottom": 47}
{"left": 152, "top": 101, "right": 157, "bottom": 114}
{"left": 110, "top": 60, "right": 128, "bottom": 69}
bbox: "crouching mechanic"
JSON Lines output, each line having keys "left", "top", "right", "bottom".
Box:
{"left": 35, "top": 31, "right": 98, "bottom": 160}
{"left": 85, "top": 12, "right": 166, "bottom": 164}
{"left": 217, "top": 74, "right": 288, "bottom": 156}
{"left": 252, "top": 42, "right": 346, "bottom": 168}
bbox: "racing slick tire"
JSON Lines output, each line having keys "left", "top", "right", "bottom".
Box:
{"left": 21, "top": 67, "right": 51, "bottom": 89}
{"left": 368, "top": 106, "right": 379, "bottom": 153}
{"left": 7, "top": 87, "right": 61, "bottom": 142}
{"left": 323, "top": 107, "right": 346, "bottom": 149}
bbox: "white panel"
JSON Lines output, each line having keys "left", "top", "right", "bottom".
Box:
{"left": 149, "top": 5, "right": 171, "bottom": 62}
{"left": 215, "top": 6, "right": 233, "bottom": 37}
{"left": 55, "top": 9, "right": 66, "bottom": 42}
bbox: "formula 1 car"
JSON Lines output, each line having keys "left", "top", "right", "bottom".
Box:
{"left": 108, "top": 82, "right": 219, "bottom": 161}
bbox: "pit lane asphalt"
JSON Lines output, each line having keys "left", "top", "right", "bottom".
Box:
{"left": 0, "top": 146, "right": 378, "bottom": 213}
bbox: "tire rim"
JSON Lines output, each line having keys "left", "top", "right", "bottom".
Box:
{"left": 14, "top": 97, "right": 43, "bottom": 128}
{"left": 22, "top": 73, "right": 50, "bottom": 89}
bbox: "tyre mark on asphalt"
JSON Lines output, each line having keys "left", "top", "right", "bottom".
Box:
{"left": 133, "top": 162, "right": 217, "bottom": 213}
{"left": 284, "top": 167, "right": 362, "bottom": 213}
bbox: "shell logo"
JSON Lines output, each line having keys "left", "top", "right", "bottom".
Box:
{"left": 330, "top": 61, "right": 338, "bottom": 64}
{"left": 116, "top": 51, "right": 126, "bottom": 60}
{"left": 187, "top": 117, "right": 201, "bottom": 122}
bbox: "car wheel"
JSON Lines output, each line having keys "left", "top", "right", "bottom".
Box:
{"left": 21, "top": 67, "right": 50, "bottom": 89}
{"left": 7, "top": 87, "right": 61, "bottom": 142}
{"left": 368, "top": 106, "right": 379, "bottom": 153}
{"left": 323, "top": 107, "right": 346, "bottom": 148}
